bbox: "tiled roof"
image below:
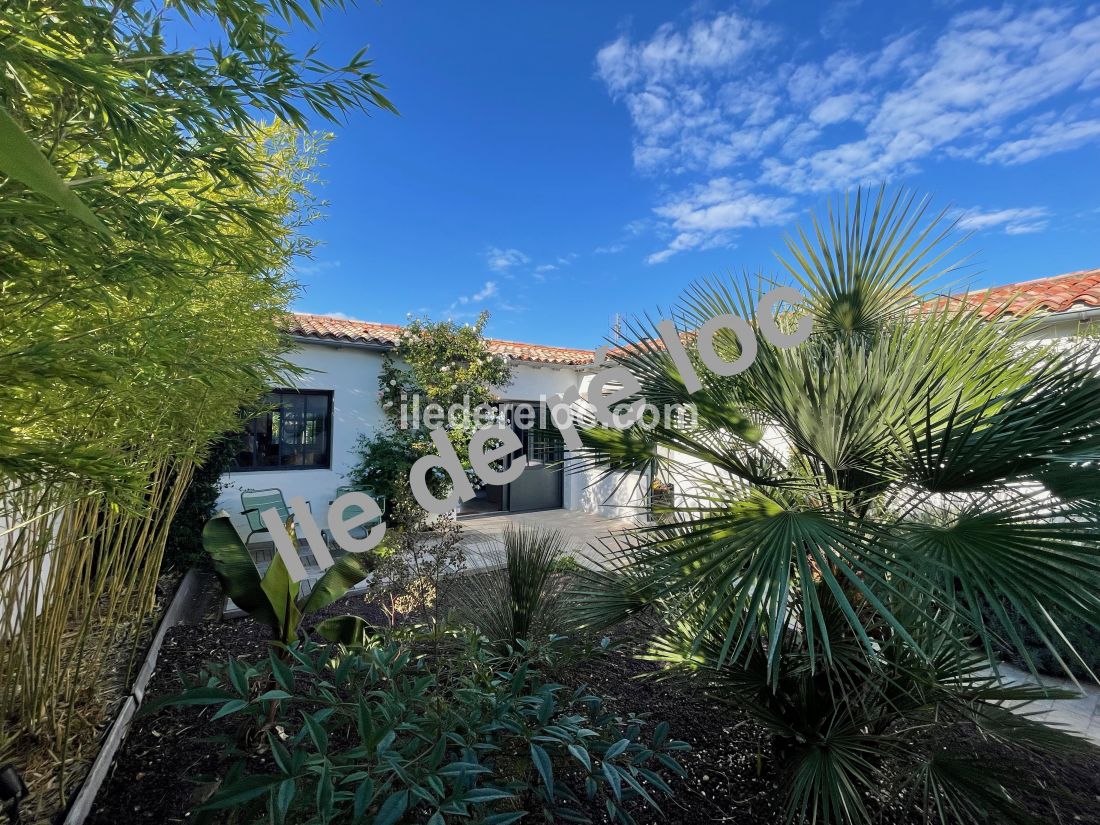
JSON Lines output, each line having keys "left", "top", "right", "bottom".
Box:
{"left": 289, "top": 268, "right": 1100, "bottom": 363}
{"left": 286, "top": 312, "right": 595, "bottom": 366}
{"left": 939, "top": 268, "right": 1100, "bottom": 318}
{"left": 478, "top": 336, "right": 596, "bottom": 366}
{"left": 289, "top": 314, "right": 406, "bottom": 347}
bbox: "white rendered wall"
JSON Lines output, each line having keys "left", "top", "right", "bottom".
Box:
{"left": 217, "top": 342, "right": 387, "bottom": 537}
{"left": 565, "top": 461, "right": 649, "bottom": 522}
{"left": 499, "top": 362, "right": 578, "bottom": 401}
{"left": 217, "top": 340, "right": 655, "bottom": 534}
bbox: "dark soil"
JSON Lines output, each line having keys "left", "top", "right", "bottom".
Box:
{"left": 86, "top": 586, "right": 1100, "bottom": 825}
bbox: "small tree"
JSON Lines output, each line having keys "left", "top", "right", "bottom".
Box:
{"left": 365, "top": 496, "right": 466, "bottom": 626}
{"left": 349, "top": 311, "right": 513, "bottom": 516}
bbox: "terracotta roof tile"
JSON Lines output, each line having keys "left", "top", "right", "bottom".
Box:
{"left": 938, "top": 268, "right": 1100, "bottom": 318}
{"left": 285, "top": 313, "right": 594, "bottom": 366}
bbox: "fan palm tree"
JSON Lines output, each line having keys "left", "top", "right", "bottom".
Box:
{"left": 572, "top": 188, "right": 1100, "bottom": 823}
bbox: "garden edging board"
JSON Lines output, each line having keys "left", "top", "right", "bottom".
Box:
{"left": 62, "top": 569, "right": 201, "bottom": 825}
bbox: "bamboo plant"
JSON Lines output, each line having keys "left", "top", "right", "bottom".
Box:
{"left": 0, "top": 1, "right": 397, "bottom": 818}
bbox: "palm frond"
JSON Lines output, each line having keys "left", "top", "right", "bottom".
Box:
{"left": 777, "top": 186, "right": 964, "bottom": 338}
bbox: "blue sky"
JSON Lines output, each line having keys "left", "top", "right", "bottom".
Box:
{"left": 238, "top": 2, "right": 1099, "bottom": 347}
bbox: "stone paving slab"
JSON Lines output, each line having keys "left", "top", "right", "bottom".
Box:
{"left": 459, "top": 508, "right": 639, "bottom": 569}
{"left": 997, "top": 662, "right": 1100, "bottom": 744}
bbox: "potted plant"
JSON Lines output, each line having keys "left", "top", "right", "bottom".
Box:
{"left": 650, "top": 478, "right": 674, "bottom": 523}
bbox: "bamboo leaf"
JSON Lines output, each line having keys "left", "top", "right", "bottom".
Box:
{"left": 0, "top": 104, "right": 109, "bottom": 234}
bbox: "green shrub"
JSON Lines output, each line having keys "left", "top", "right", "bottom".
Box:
{"left": 365, "top": 495, "right": 467, "bottom": 626}
{"left": 347, "top": 432, "right": 424, "bottom": 522}
{"left": 458, "top": 524, "right": 573, "bottom": 647}
{"left": 349, "top": 312, "right": 514, "bottom": 518}
{"left": 162, "top": 436, "right": 239, "bottom": 571}
{"left": 158, "top": 627, "right": 688, "bottom": 824}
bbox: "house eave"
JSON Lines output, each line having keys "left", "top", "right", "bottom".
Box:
{"left": 1032, "top": 306, "right": 1100, "bottom": 327}
{"left": 292, "top": 334, "right": 589, "bottom": 367}
{"left": 988, "top": 306, "right": 1100, "bottom": 331}
{"left": 291, "top": 334, "right": 391, "bottom": 352}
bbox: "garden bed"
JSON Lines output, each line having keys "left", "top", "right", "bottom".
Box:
{"left": 17, "top": 571, "right": 186, "bottom": 825}
{"left": 84, "top": 584, "right": 1100, "bottom": 825}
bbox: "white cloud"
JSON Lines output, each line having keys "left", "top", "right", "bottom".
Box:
{"left": 457, "top": 281, "right": 497, "bottom": 304}
{"left": 648, "top": 178, "right": 795, "bottom": 263}
{"left": 762, "top": 7, "right": 1100, "bottom": 192}
{"left": 485, "top": 247, "right": 529, "bottom": 271}
{"left": 597, "top": 13, "right": 777, "bottom": 95}
{"left": 985, "top": 117, "right": 1100, "bottom": 164}
{"left": 597, "top": 5, "right": 1100, "bottom": 258}
{"left": 445, "top": 280, "right": 500, "bottom": 318}
{"left": 532, "top": 253, "right": 575, "bottom": 279}
{"left": 956, "top": 206, "right": 1050, "bottom": 235}
{"left": 808, "top": 92, "right": 867, "bottom": 125}
{"left": 820, "top": 0, "right": 864, "bottom": 40}
{"left": 596, "top": 11, "right": 779, "bottom": 174}
{"left": 594, "top": 243, "right": 626, "bottom": 254}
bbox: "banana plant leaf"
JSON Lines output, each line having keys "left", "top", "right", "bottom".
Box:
{"left": 262, "top": 552, "right": 301, "bottom": 645}
{"left": 202, "top": 514, "right": 279, "bottom": 629}
{"left": 299, "top": 552, "right": 375, "bottom": 614}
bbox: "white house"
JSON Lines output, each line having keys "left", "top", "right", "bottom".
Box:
{"left": 215, "top": 314, "right": 648, "bottom": 538}
{"left": 216, "top": 268, "right": 1100, "bottom": 540}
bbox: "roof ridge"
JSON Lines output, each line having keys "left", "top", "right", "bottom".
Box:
{"left": 286, "top": 311, "right": 593, "bottom": 365}
{"left": 487, "top": 336, "right": 593, "bottom": 353}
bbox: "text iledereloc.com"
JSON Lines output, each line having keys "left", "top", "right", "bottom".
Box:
{"left": 262, "top": 287, "right": 810, "bottom": 581}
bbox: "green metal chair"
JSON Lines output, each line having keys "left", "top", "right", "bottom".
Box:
{"left": 331, "top": 485, "right": 385, "bottom": 538}
{"left": 240, "top": 488, "right": 311, "bottom": 545}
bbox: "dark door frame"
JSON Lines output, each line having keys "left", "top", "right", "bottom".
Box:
{"left": 457, "top": 399, "right": 565, "bottom": 518}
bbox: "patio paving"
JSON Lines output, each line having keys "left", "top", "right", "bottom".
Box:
{"left": 996, "top": 662, "right": 1100, "bottom": 745}
{"left": 225, "top": 508, "right": 637, "bottom": 615}
{"left": 458, "top": 508, "right": 639, "bottom": 569}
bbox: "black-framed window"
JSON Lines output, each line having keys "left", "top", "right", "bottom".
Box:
{"left": 232, "top": 390, "right": 333, "bottom": 471}
{"left": 526, "top": 425, "right": 565, "bottom": 463}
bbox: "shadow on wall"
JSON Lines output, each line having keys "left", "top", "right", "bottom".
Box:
{"left": 571, "top": 464, "right": 649, "bottom": 525}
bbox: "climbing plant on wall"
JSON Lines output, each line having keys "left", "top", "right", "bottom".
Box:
{"left": 349, "top": 312, "right": 513, "bottom": 514}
